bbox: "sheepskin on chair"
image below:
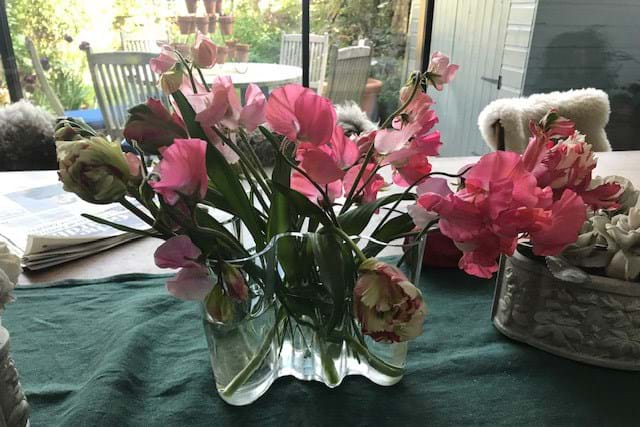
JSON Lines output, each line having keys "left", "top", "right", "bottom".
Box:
{"left": 478, "top": 88, "right": 611, "bottom": 153}
{"left": 0, "top": 100, "right": 57, "bottom": 171}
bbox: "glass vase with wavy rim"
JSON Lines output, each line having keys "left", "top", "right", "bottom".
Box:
{"left": 201, "top": 232, "right": 426, "bottom": 406}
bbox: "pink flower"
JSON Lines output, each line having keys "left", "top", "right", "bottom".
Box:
{"left": 124, "top": 153, "right": 141, "bottom": 177}
{"left": 154, "top": 235, "right": 202, "bottom": 269}
{"left": 150, "top": 45, "right": 177, "bottom": 74}
{"left": 353, "top": 258, "right": 427, "bottom": 343}
{"left": 409, "top": 178, "right": 453, "bottom": 228}
{"left": 265, "top": 84, "right": 336, "bottom": 146}
{"left": 124, "top": 98, "right": 187, "bottom": 154}
{"left": 149, "top": 138, "right": 208, "bottom": 205}
{"left": 238, "top": 84, "right": 266, "bottom": 132}
{"left": 391, "top": 155, "right": 432, "bottom": 187}
{"left": 290, "top": 170, "right": 342, "bottom": 205}
{"left": 343, "top": 163, "right": 386, "bottom": 204}
{"left": 166, "top": 266, "right": 214, "bottom": 300}
{"left": 427, "top": 52, "right": 459, "bottom": 90}
{"left": 530, "top": 189, "right": 587, "bottom": 256}
{"left": 191, "top": 32, "right": 217, "bottom": 69}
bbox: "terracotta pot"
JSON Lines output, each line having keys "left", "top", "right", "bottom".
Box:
{"left": 225, "top": 39, "right": 236, "bottom": 61}
{"left": 235, "top": 43, "right": 249, "bottom": 62}
{"left": 177, "top": 16, "right": 196, "bottom": 35}
{"left": 202, "top": 0, "right": 215, "bottom": 14}
{"left": 219, "top": 15, "right": 234, "bottom": 36}
{"left": 216, "top": 46, "right": 228, "bottom": 64}
{"left": 215, "top": 0, "right": 223, "bottom": 14}
{"left": 207, "top": 15, "right": 217, "bottom": 33}
{"left": 360, "top": 78, "right": 383, "bottom": 120}
{"left": 195, "top": 16, "right": 209, "bottom": 34}
{"left": 185, "top": 0, "right": 198, "bottom": 13}
{"left": 493, "top": 250, "right": 640, "bottom": 371}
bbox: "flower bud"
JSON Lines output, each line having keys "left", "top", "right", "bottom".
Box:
{"left": 221, "top": 263, "right": 249, "bottom": 301}
{"left": 205, "top": 284, "right": 236, "bottom": 323}
{"left": 159, "top": 63, "right": 184, "bottom": 94}
{"left": 56, "top": 137, "right": 131, "bottom": 204}
{"left": 124, "top": 99, "right": 187, "bottom": 154}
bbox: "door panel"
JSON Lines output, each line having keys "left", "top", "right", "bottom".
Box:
{"left": 429, "top": 0, "right": 510, "bottom": 156}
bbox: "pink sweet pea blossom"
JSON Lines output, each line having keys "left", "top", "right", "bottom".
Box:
{"left": 150, "top": 45, "right": 177, "bottom": 74}
{"left": 265, "top": 84, "right": 336, "bottom": 146}
{"left": 191, "top": 32, "right": 217, "bottom": 69}
{"left": 166, "top": 266, "right": 214, "bottom": 300}
{"left": 353, "top": 259, "right": 427, "bottom": 343}
{"left": 343, "top": 163, "right": 386, "bottom": 204}
{"left": 427, "top": 52, "right": 459, "bottom": 91}
{"left": 238, "top": 84, "right": 266, "bottom": 132}
{"left": 149, "top": 138, "right": 208, "bottom": 205}
{"left": 290, "top": 170, "right": 342, "bottom": 205}
{"left": 154, "top": 235, "right": 202, "bottom": 269}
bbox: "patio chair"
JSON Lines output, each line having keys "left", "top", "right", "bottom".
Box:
{"left": 84, "top": 48, "right": 166, "bottom": 138}
{"left": 25, "top": 37, "right": 104, "bottom": 129}
{"left": 120, "top": 32, "right": 168, "bottom": 53}
{"left": 279, "top": 33, "right": 329, "bottom": 94}
{"left": 324, "top": 45, "right": 372, "bottom": 106}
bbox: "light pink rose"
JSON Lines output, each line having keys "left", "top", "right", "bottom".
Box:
{"left": 149, "top": 138, "right": 208, "bottom": 205}
{"left": 191, "top": 32, "right": 217, "bottom": 69}
{"left": 265, "top": 84, "right": 336, "bottom": 146}
{"left": 154, "top": 235, "right": 202, "bottom": 269}
{"left": 427, "top": 51, "right": 459, "bottom": 90}
{"left": 353, "top": 259, "right": 427, "bottom": 343}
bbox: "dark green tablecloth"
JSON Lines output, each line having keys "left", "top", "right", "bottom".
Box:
{"left": 4, "top": 268, "right": 640, "bottom": 426}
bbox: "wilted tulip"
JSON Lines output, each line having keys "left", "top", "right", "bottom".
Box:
{"left": 123, "top": 99, "right": 187, "bottom": 154}
{"left": 159, "top": 63, "right": 185, "bottom": 94}
{"left": 353, "top": 259, "right": 427, "bottom": 343}
{"left": 56, "top": 137, "right": 131, "bottom": 204}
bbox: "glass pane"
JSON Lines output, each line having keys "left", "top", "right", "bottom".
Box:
{"left": 310, "top": 0, "right": 421, "bottom": 125}
{"left": 428, "top": 0, "right": 640, "bottom": 155}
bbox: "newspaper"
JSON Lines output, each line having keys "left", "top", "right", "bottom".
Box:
{"left": 0, "top": 177, "right": 149, "bottom": 270}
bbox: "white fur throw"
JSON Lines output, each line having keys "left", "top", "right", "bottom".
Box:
{"left": 478, "top": 88, "right": 611, "bottom": 152}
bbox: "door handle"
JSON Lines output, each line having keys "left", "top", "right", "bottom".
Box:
{"left": 481, "top": 75, "right": 502, "bottom": 89}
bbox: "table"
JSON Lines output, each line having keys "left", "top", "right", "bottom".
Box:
{"left": 13, "top": 151, "right": 639, "bottom": 285}
{"left": 200, "top": 62, "right": 302, "bottom": 89}
{"left": 3, "top": 151, "right": 640, "bottom": 425}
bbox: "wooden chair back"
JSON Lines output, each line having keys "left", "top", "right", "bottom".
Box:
{"left": 85, "top": 49, "right": 165, "bottom": 138}
{"left": 24, "top": 37, "right": 65, "bottom": 116}
{"left": 324, "top": 45, "right": 372, "bottom": 106}
{"left": 279, "top": 33, "right": 329, "bottom": 94}
{"left": 120, "top": 32, "right": 167, "bottom": 53}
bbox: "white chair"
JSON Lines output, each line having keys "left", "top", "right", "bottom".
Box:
{"left": 85, "top": 48, "right": 166, "bottom": 138}
{"left": 279, "top": 33, "right": 329, "bottom": 94}
{"left": 324, "top": 45, "right": 372, "bottom": 106}
{"left": 120, "top": 32, "right": 168, "bottom": 53}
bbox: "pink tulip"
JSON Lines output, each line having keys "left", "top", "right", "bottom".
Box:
{"left": 265, "top": 84, "right": 336, "bottom": 146}
{"left": 191, "top": 32, "right": 217, "bottom": 69}
{"left": 290, "top": 170, "right": 342, "bottom": 205}
{"left": 343, "top": 163, "right": 386, "bottom": 204}
{"left": 150, "top": 45, "right": 177, "bottom": 74}
{"left": 166, "top": 266, "right": 215, "bottom": 300}
{"left": 353, "top": 259, "right": 427, "bottom": 343}
{"left": 154, "top": 235, "right": 202, "bottom": 269}
{"left": 427, "top": 51, "right": 459, "bottom": 91}
{"left": 149, "top": 138, "right": 208, "bottom": 205}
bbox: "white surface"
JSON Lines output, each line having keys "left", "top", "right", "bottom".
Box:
{"left": 201, "top": 62, "right": 302, "bottom": 88}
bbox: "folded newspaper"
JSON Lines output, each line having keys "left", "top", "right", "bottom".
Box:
{"left": 0, "top": 173, "right": 149, "bottom": 270}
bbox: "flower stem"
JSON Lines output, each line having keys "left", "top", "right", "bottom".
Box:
{"left": 346, "top": 336, "right": 405, "bottom": 378}
{"left": 333, "top": 227, "right": 367, "bottom": 263}
{"left": 318, "top": 339, "right": 341, "bottom": 386}
{"left": 220, "top": 307, "right": 286, "bottom": 398}
{"left": 196, "top": 67, "right": 211, "bottom": 92}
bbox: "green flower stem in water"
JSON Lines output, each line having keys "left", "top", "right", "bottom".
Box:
{"left": 347, "top": 337, "right": 405, "bottom": 378}
{"left": 318, "top": 338, "right": 341, "bottom": 386}
{"left": 220, "top": 307, "right": 286, "bottom": 398}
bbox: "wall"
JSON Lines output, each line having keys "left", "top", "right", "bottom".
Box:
{"left": 523, "top": 0, "right": 640, "bottom": 150}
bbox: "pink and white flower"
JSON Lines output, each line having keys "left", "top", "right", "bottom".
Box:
{"left": 426, "top": 52, "right": 459, "bottom": 91}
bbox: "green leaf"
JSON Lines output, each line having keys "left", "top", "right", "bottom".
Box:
{"left": 362, "top": 213, "right": 416, "bottom": 258}
{"left": 338, "top": 193, "right": 416, "bottom": 236}
{"left": 310, "top": 232, "right": 354, "bottom": 333}
{"left": 81, "top": 213, "right": 159, "bottom": 238}
{"left": 271, "top": 182, "right": 333, "bottom": 228}
{"left": 172, "top": 90, "right": 266, "bottom": 250}
{"left": 267, "top": 142, "right": 293, "bottom": 240}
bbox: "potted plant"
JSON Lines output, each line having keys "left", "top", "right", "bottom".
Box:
{"left": 219, "top": 15, "right": 234, "bottom": 36}
{"left": 202, "top": 0, "right": 215, "bottom": 14}
{"left": 177, "top": 16, "right": 196, "bottom": 35}
{"left": 195, "top": 16, "right": 209, "bottom": 34}
{"left": 235, "top": 43, "right": 249, "bottom": 62}
{"left": 207, "top": 14, "right": 216, "bottom": 34}
{"left": 215, "top": 0, "right": 222, "bottom": 14}
{"left": 185, "top": 0, "right": 198, "bottom": 13}
{"left": 215, "top": 45, "right": 228, "bottom": 64}
{"left": 224, "top": 39, "right": 236, "bottom": 61}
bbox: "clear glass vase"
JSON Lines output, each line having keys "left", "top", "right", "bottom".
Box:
{"left": 201, "top": 232, "right": 426, "bottom": 406}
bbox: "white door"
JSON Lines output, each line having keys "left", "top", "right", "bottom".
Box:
{"left": 429, "top": 0, "right": 510, "bottom": 156}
